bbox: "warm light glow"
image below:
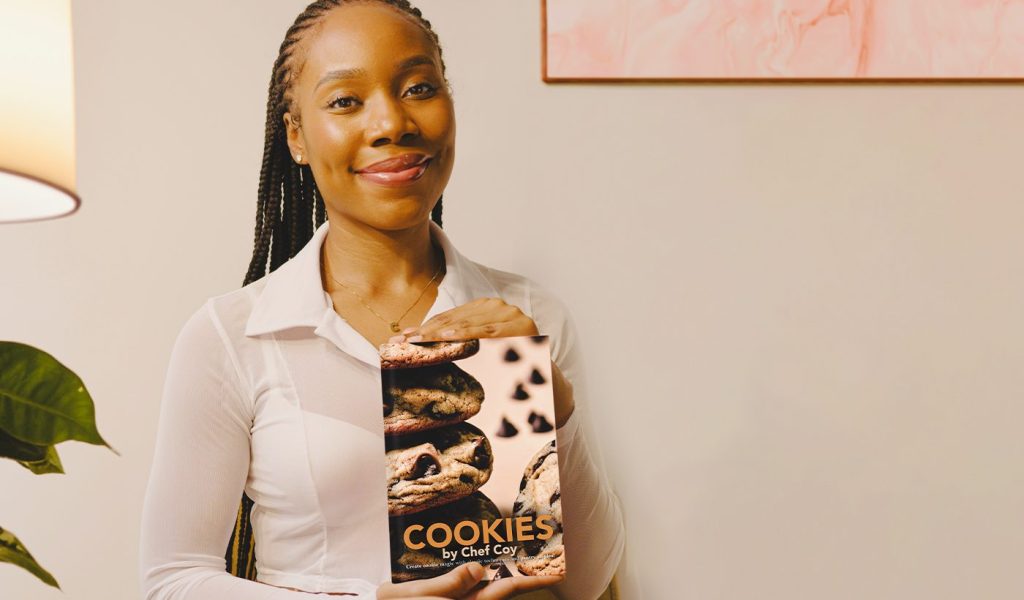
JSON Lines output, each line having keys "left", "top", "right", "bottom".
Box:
{"left": 0, "top": 170, "right": 78, "bottom": 223}
{"left": 0, "top": 0, "right": 79, "bottom": 223}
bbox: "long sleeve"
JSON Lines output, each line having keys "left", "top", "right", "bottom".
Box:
{"left": 138, "top": 301, "right": 377, "bottom": 600}
{"left": 528, "top": 282, "right": 627, "bottom": 600}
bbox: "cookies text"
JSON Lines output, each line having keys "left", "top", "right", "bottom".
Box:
{"left": 403, "top": 514, "right": 556, "bottom": 550}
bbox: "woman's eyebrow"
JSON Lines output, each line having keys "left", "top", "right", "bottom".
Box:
{"left": 314, "top": 54, "right": 436, "bottom": 91}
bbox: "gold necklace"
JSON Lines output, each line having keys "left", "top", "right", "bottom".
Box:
{"left": 323, "top": 247, "right": 445, "bottom": 333}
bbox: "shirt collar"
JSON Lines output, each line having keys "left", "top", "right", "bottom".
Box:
{"left": 244, "top": 220, "right": 500, "bottom": 364}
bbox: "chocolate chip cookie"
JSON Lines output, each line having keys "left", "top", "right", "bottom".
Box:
{"left": 382, "top": 362, "right": 485, "bottom": 434}
{"left": 389, "top": 492, "right": 502, "bottom": 582}
{"left": 379, "top": 339, "right": 480, "bottom": 370}
{"left": 386, "top": 422, "right": 494, "bottom": 516}
{"left": 513, "top": 440, "right": 564, "bottom": 576}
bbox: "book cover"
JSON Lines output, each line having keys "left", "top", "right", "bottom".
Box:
{"left": 378, "top": 335, "right": 566, "bottom": 583}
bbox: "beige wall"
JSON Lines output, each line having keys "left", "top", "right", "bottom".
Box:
{"left": 2, "top": 1, "right": 1023, "bottom": 598}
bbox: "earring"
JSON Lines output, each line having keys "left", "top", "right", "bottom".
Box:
{"left": 295, "top": 153, "right": 302, "bottom": 163}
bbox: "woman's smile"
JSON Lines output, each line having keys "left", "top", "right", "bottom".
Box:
{"left": 355, "top": 153, "right": 433, "bottom": 187}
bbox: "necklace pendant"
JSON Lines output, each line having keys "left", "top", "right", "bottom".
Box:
{"left": 390, "top": 322, "right": 401, "bottom": 333}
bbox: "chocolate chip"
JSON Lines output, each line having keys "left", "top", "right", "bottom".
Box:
{"left": 528, "top": 446, "right": 553, "bottom": 475}
{"left": 491, "top": 562, "right": 513, "bottom": 580}
{"left": 512, "top": 383, "right": 530, "bottom": 401}
{"left": 527, "top": 411, "right": 540, "bottom": 425}
{"left": 426, "top": 401, "right": 443, "bottom": 417}
{"left": 503, "top": 347, "right": 520, "bottom": 362}
{"left": 529, "top": 367, "right": 546, "bottom": 385}
{"left": 549, "top": 491, "right": 560, "bottom": 504}
{"left": 459, "top": 474, "right": 474, "bottom": 484}
{"left": 471, "top": 438, "right": 491, "bottom": 469}
{"left": 383, "top": 397, "right": 394, "bottom": 417}
{"left": 531, "top": 414, "right": 553, "bottom": 433}
{"left": 410, "top": 454, "right": 440, "bottom": 479}
{"left": 522, "top": 538, "right": 545, "bottom": 556}
{"left": 496, "top": 417, "right": 518, "bottom": 438}
{"left": 429, "top": 429, "right": 459, "bottom": 451}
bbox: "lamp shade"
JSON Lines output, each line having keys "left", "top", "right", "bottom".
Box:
{"left": 0, "top": 0, "right": 79, "bottom": 223}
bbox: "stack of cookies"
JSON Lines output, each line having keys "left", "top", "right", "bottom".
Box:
{"left": 380, "top": 339, "right": 498, "bottom": 582}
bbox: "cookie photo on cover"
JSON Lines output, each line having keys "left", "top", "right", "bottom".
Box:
{"left": 378, "top": 335, "right": 566, "bottom": 582}
{"left": 385, "top": 422, "right": 494, "bottom": 516}
{"left": 382, "top": 361, "right": 485, "bottom": 435}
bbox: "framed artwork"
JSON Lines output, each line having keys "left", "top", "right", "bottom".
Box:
{"left": 542, "top": 0, "right": 1024, "bottom": 82}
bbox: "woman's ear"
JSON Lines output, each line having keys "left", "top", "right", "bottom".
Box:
{"left": 283, "top": 112, "right": 307, "bottom": 164}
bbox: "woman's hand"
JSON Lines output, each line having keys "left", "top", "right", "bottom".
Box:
{"left": 376, "top": 562, "right": 563, "bottom": 599}
{"left": 391, "top": 297, "right": 538, "bottom": 343}
{"left": 376, "top": 562, "right": 484, "bottom": 599}
{"left": 388, "top": 297, "right": 575, "bottom": 426}
{"left": 461, "top": 572, "right": 564, "bottom": 599}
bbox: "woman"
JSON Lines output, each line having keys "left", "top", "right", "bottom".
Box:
{"left": 139, "top": 1, "right": 625, "bottom": 598}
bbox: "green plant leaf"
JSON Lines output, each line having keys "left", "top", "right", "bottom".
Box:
{"left": 18, "top": 444, "right": 64, "bottom": 475}
{"left": 0, "top": 526, "right": 60, "bottom": 589}
{"left": 0, "top": 426, "right": 48, "bottom": 461}
{"left": 0, "top": 341, "right": 115, "bottom": 452}
{"left": 0, "top": 428, "right": 64, "bottom": 474}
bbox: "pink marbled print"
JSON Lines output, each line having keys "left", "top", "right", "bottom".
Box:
{"left": 545, "top": 0, "right": 1024, "bottom": 78}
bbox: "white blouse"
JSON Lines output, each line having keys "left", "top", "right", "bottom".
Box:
{"left": 139, "top": 220, "right": 625, "bottom": 599}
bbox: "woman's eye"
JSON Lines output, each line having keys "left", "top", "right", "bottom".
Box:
{"left": 406, "top": 82, "right": 436, "bottom": 97}
{"left": 328, "top": 96, "right": 358, "bottom": 109}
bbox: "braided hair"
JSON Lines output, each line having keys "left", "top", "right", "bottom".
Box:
{"left": 227, "top": 0, "right": 449, "bottom": 580}
{"left": 242, "top": 0, "right": 450, "bottom": 287}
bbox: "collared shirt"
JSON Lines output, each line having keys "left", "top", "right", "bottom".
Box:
{"left": 139, "top": 220, "right": 625, "bottom": 599}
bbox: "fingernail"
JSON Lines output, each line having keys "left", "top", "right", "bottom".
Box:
{"left": 440, "top": 329, "right": 455, "bottom": 338}
{"left": 401, "top": 327, "right": 417, "bottom": 334}
{"left": 466, "top": 562, "right": 485, "bottom": 579}
{"left": 388, "top": 335, "right": 405, "bottom": 343}
{"left": 407, "top": 335, "right": 423, "bottom": 342}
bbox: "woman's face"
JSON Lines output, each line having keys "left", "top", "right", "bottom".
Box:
{"left": 284, "top": 2, "right": 455, "bottom": 231}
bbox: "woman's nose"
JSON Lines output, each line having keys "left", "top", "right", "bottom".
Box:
{"left": 365, "top": 95, "right": 419, "bottom": 146}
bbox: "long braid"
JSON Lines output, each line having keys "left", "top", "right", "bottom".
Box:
{"left": 243, "top": 0, "right": 449, "bottom": 287}
{"left": 314, "top": 184, "right": 326, "bottom": 228}
{"left": 228, "top": 0, "right": 450, "bottom": 580}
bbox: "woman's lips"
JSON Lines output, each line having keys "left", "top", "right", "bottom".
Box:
{"left": 356, "top": 158, "right": 431, "bottom": 186}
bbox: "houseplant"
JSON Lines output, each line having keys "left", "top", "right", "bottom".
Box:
{"left": 0, "top": 341, "right": 116, "bottom": 588}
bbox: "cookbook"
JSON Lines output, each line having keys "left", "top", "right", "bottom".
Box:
{"left": 378, "top": 335, "right": 566, "bottom": 583}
